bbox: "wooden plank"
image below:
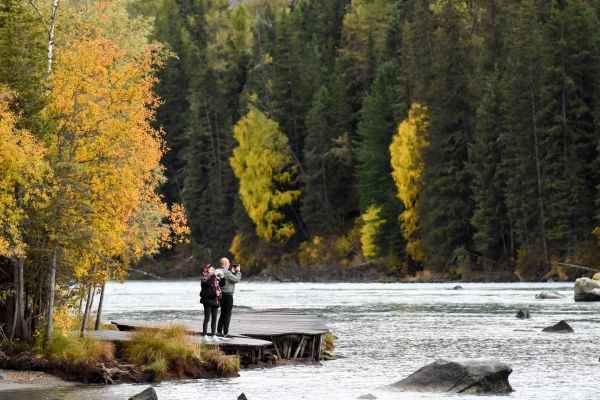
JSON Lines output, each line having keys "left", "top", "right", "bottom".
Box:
{"left": 113, "top": 310, "right": 330, "bottom": 337}
{"left": 85, "top": 330, "right": 271, "bottom": 349}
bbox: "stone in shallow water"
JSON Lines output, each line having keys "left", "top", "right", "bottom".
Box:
{"left": 357, "top": 394, "right": 377, "bottom": 399}
{"left": 542, "top": 320, "right": 574, "bottom": 333}
{"left": 535, "top": 291, "right": 565, "bottom": 299}
{"left": 129, "top": 387, "right": 158, "bottom": 400}
{"left": 516, "top": 307, "right": 530, "bottom": 319}
{"left": 574, "top": 278, "right": 600, "bottom": 302}
{"left": 238, "top": 393, "right": 248, "bottom": 400}
{"left": 389, "top": 359, "right": 513, "bottom": 394}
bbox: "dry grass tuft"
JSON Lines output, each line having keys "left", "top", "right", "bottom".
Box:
{"left": 125, "top": 325, "right": 195, "bottom": 369}
{"left": 46, "top": 332, "right": 114, "bottom": 365}
{"left": 322, "top": 332, "right": 335, "bottom": 352}
{"left": 202, "top": 349, "right": 240, "bottom": 375}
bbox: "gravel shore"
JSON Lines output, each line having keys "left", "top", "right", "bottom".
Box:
{"left": 0, "top": 369, "right": 76, "bottom": 391}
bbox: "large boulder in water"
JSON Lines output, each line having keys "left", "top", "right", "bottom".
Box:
{"left": 129, "top": 387, "right": 158, "bottom": 400}
{"left": 542, "top": 320, "right": 574, "bottom": 333}
{"left": 535, "top": 291, "right": 565, "bottom": 299}
{"left": 574, "top": 278, "right": 600, "bottom": 302}
{"left": 389, "top": 359, "right": 512, "bottom": 394}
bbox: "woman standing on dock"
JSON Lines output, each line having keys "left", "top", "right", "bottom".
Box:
{"left": 200, "top": 264, "right": 222, "bottom": 341}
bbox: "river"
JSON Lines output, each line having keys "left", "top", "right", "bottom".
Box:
{"left": 0, "top": 281, "right": 598, "bottom": 399}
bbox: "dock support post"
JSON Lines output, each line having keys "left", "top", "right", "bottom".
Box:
{"left": 299, "top": 337, "right": 307, "bottom": 358}
{"left": 315, "top": 334, "right": 323, "bottom": 361}
{"left": 293, "top": 335, "right": 305, "bottom": 359}
{"left": 272, "top": 337, "right": 282, "bottom": 359}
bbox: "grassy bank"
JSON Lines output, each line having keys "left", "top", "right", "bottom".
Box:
{"left": 2, "top": 324, "right": 239, "bottom": 384}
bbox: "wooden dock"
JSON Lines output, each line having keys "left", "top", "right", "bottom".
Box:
{"left": 108, "top": 310, "right": 330, "bottom": 365}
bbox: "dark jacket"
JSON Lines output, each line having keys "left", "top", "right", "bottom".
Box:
{"left": 200, "top": 276, "right": 221, "bottom": 307}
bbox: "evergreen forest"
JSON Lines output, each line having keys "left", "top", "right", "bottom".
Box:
{"left": 140, "top": 0, "right": 600, "bottom": 280}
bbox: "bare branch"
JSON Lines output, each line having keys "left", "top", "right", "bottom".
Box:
{"left": 27, "top": 0, "right": 50, "bottom": 34}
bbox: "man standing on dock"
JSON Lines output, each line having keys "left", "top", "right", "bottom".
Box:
{"left": 217, "top": 257, "right": 242, "bottom": 338}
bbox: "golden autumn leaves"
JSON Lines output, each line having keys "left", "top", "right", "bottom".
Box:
{"left": 0, "top": 2, "right": 189, "bottom": 285}
{"left": 230, "top": 106, "right": 300, "bottom": 244}
{"left": 230, "top": 101, "right": 431, "bottom": 263}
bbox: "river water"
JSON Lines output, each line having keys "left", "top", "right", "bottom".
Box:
{"left": 1, "top": 281, "right": 598, "bottom": 399}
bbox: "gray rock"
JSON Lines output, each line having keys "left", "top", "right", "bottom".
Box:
{"left": 535, "top": 291, "right": 565, "bottom": 299}
{"left": 129, "top": 387, "right": 158, "bottom": 400}
{"left": 516, "top": 307, "right": 530, "bottom": 319}
{"left": 238, "top": 394, "right": 248, "bottom": 400}
{"left": 389, "top": 359, "right": 512, "bottom": 394}
{"left": 574, "top": 278, "right": 600, "bottom": 302}
{"left": 453, "top": 285, "right": 463, "bottom": 290}
{"left": 542, "top": 320, "right": 573, "bottom": 333}
{"left": 357, "top": 395, "right": 377, "bottom": 399}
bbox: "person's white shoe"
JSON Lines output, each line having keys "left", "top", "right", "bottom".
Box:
{"left": 203, "top": 335, "right": 209, "bottom": 342}
{"left": 212, "top": 335, "right": 220, "bottom": 342}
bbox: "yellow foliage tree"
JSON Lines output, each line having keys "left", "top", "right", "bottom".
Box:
{"left": 389, "top": 103, "right": 430, "bottom": 262}
{"left": 0, "top": 88, "right": 49, "bottom": 259}
{"left": 0, "top": 88, "right": 50, "bottom": 339}
{"left": 40, "top": 1, "right": 189, "bottom": 340}
{"left": 360, "top": 204, "right": 385, "bottom": 259}
{"left": 47, "top": 35, "right": 169, "bottom": 279}
{"left": 230, "top": 106, "right": 300, "bottom": 243}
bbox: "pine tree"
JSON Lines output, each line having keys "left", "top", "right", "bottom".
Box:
{"left": 134, "top": 0, "right": 190, "bottom": 205}
{"left": 339, "top": 0, "right": 397, "bottom": 121}
{"left": 467, "top": 0, "right": 512, "bottom": 270}
{"left": 170, "top": 0, "right": 240, "bottom": 256}
{"left": 469, "top": 69, "right": 511, "bottom": 267}
{"left": 356, "top": 61, "right": 404, "bottom": 258}
{"left": 271, "top": 7, "right": 321, "bottom": 159}
{"left": 418, "top": 0, "right": 476, "bottom": 271}
{"left": 405, "top": 0, "right": 435, "bottom": 104}
{"left": 301, "top": 76, "right": 353, "bottom": 235}
{"left": 500, "top": 0, "right": 549, "bottom": 268}
{"left": 540, "top": 0, "right": 599, "bottom": 257}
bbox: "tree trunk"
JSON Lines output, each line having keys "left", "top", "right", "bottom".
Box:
{"left": 47, "top": 0, "right": 59, "bottom": 75}
{"left": 528, "top": 69, "right": 549, "bottom": 262}
{"left": 80, "top": 283, "right": 96, "bottom": 337}
{"left": 44, "top": 243, "right": 58, "bottom": 349}
{"left": 94, "top": 281, "right": 106, "bottom": 331}
{"left": 11, "top": 259, "right": 27, "bottom": 340}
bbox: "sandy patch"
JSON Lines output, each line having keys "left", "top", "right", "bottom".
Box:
{"left": 0, "top": 369, "right": 76, "bottom": 391}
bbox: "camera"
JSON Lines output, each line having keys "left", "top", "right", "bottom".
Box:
{"left": 214, "top": 269, "right": 225, "bottom": 279}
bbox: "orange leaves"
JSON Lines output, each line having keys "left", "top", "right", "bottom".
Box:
{"left": 0, "top": 87, "right": 50, "bottom": 258}
{"left": 168, "top": 203, "right": 191, "bottom": 247}
{"left": 45, "top": 13, "right": 181, "bottom": 280}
